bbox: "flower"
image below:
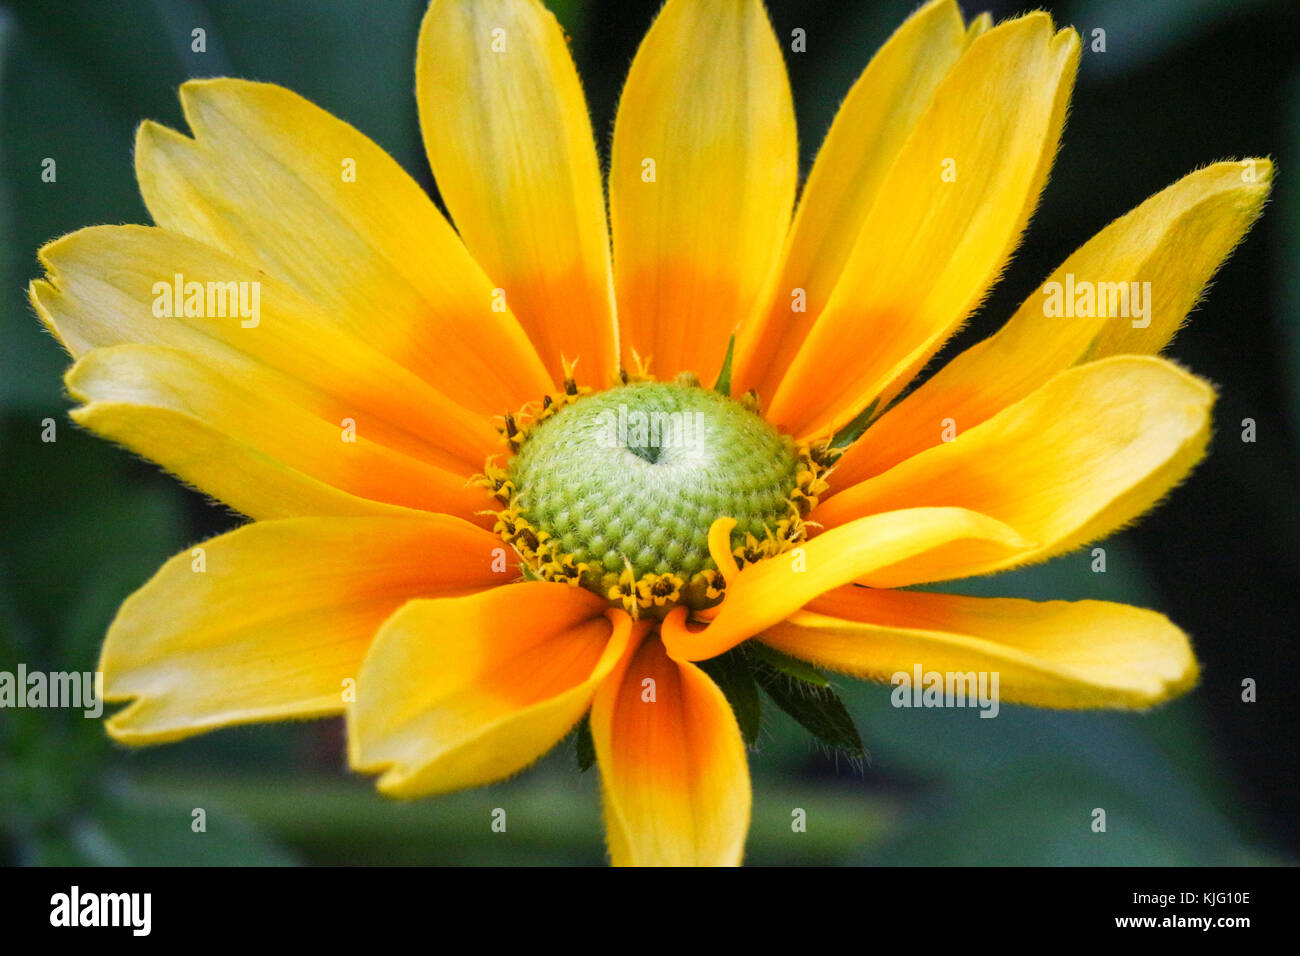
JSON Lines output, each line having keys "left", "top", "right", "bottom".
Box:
{"left": 28, "top": 0, "right": 1271, "bottom": 867}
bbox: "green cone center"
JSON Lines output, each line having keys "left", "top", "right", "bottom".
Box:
{"left": 507, "top": 382, "right": 802, "bottom": 607}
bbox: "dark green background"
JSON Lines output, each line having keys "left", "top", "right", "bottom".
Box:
{"left": 1, "top": 0, "right": 1297, "bottom": 865}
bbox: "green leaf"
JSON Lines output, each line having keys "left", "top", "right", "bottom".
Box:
{"left": 712, "top": 334, "right": 736, "bottom": 395}
{"left": 828, "top": 397, "right": 880, "bottom": 449}
{"left": 573, "top": 713, "right": 595, "bottom": 772}
{"left": 752, "top": 663, "right": 864, "bottom": 760}
{"left": 698, "top": 649, "right": 761, "bottom": 746}
{"left": 745, "top": 641, "right": 829, "bottom": 687}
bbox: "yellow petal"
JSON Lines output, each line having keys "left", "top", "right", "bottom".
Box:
{"left": 662, "top": 507, "right": 1030, "bottom": 662}
{"left": 833, "top": 159, "right": 1274, "bottom": 483}
{"left": 417, "top": 0, "right": 617, "bottom": 382}
{"left": 135, "top": 78, "right": 551, "bottom": 413}
{"left": 762, "top": 585, "right": 1198, "bottom": 709}
{"left": 768, "top": 14, "right": 1079, "bottom": 437}
{"left": 591, "top": 634, "right": 750, "bottom": 866}
{"left": 348, "top": 585, "right": 642, "bottom": 797}
{"left": 816, "top": 356, "right": 1215, "bottom": 577}
{"left": 30, "top": 225, "right": 498, "bottom": 472}
{"left": 735, "top": 0, "right": 968, "bottom": 398}
{"left": 100, "top": 515, "right": 503, "bottom": 744}
{"left": 67, "top": 345, "right": 486, "bottom": 521}
{"left": 71, "top": 401, "right": 403, "bottom": 521}
{"left": 965, "top": 12, "right": 993, "bottom": 40}
{"left": 610, "top": 0, "right": 796, "bottom": 384}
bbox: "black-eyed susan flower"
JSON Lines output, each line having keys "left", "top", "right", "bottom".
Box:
{"left": 30, "top": 0, "right": 1271, "bottom": 866}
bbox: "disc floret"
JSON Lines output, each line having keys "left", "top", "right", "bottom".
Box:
{"left": 476, "top": 375, "right": 837, "bottom": 618}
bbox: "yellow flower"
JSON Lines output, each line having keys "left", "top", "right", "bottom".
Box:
{"left": 28, "top": 0, "right": 1271, "bottom": 866}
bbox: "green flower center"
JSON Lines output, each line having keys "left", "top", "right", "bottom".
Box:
{"left": 506, "top": 382, "right": 804, "bottom": 612}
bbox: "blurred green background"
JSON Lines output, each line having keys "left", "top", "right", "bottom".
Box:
{"left": 2, "top": 0, "right": 1297, "bottom": 865}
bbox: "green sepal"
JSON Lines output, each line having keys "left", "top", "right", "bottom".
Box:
{"left": 750, "top": 658, "right": 864, "bottom": 760}
{"left": 713, "top": 334, "right": 736, "bottom": 395}
{"left": 698, "top": 648, "right": 761, "bottom": 746}
{"left": 829, "top": 397, "right": 881, "bottom": 450}
{"left": 573, "top": 713, "right": 595, "bottom": 772}
{"left": 745, "top": 641, "right": 830, "bottom": 687}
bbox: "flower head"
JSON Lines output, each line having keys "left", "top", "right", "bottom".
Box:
{"left": 29, "top": 0, "right": 1272, "bottom": 865}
